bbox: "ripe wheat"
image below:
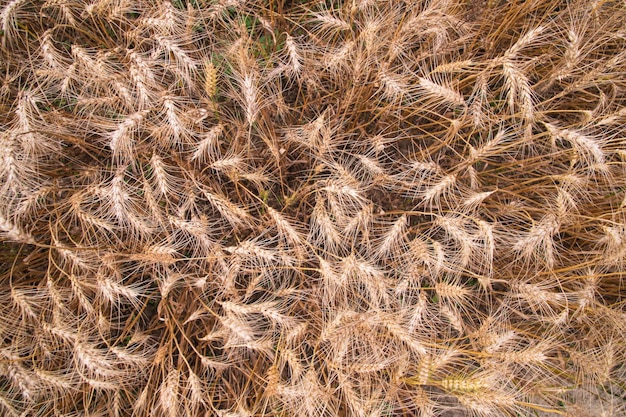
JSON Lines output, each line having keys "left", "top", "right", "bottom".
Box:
{"left": 1, "top": 0, "right": 625, "bottom": 416}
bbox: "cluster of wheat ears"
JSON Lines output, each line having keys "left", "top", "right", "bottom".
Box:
{"left": 1, "top": 0, "right": 625, "bottom": 416}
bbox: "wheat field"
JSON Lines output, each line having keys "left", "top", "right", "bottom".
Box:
{"left": 1, "top": 0, "right": 625, "bottom": 416}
